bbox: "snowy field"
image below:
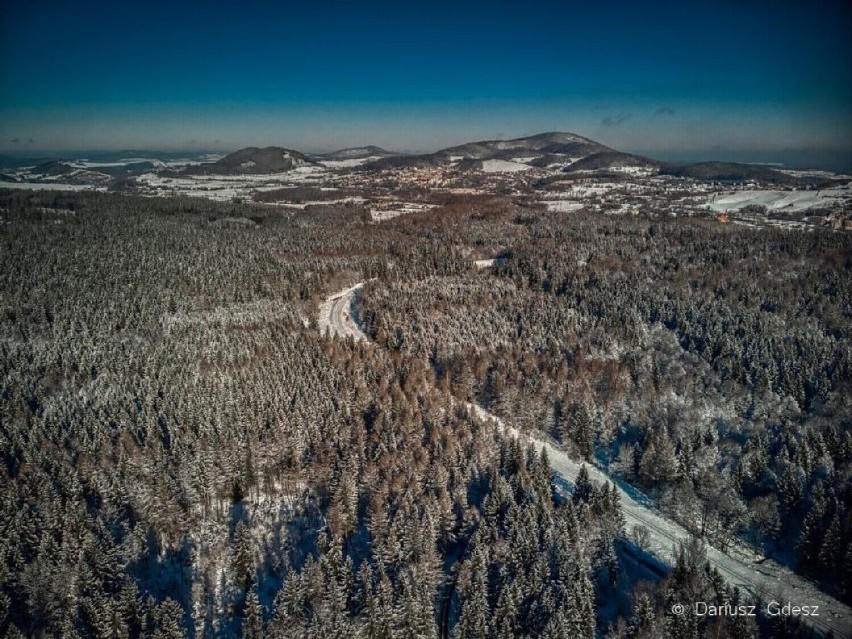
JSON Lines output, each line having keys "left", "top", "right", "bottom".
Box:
{"left": 69, "top": 157, "right": 213, "bottom": 169}
{"left": 370, "top": 202, "right": 438, "bottom": 221}
{"left": 134, "top": 166, "right": 331, "bottom": 201}
{"left": 780, "top": 168, "right": 852, "bottom": 180}
{"left": 318, "top": 156, "right": 383, "bottom": 169}
{"left": 610, "top": 165, "right": 657, "bottom": 176}
{"left": 542, "top": 200, "right": 585, "bottom": 212}
{"left": 480, "top": 159, "right": 532, "bottom": 173}
{"left": 705, "top": 184, "right": 852, "bottom": 212}
{"left": 0, "top": 181, "right": 105, "bottom": 192}
{"left": 266, "top": 196, "right": 367, "bottom": 210}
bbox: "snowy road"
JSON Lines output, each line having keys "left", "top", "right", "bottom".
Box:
{"left": 317, "top": 282, "right": 369, "bottom": 341}
{"left": 318, "top": 284, "right": 852, "bottom": 638}
{"left": 473, "top": 406, "right": 852, "bottom": 638}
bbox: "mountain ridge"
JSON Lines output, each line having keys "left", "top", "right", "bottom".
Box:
{"left": 357, "top": 131, "right": 611, "bottom": 171}
{"left": 320, "top": 145, "right": 394, "bottom": 160}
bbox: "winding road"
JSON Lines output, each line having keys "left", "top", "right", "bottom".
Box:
{"left": 318, "top": 282, "right": 370, "bottom": 342}
{"left": 319, "top": 283, "right": 852, "bottom": 638}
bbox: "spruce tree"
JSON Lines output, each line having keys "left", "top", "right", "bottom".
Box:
{"left": 457, "top": 548, "right": 489, "bottom": 639}
{"left": 573, "top": 464, "right": 594, "bottom": 505}
{"left": 819, "top": 514, "right": 843, "bottom": 579}
{"left": 242, "top": 584, "right": 263, "bottom": 639}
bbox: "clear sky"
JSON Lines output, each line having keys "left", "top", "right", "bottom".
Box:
{"left": 1, "top": 0, "right": 851, "bottom": 168}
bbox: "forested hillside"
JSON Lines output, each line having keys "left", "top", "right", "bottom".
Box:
{"left": 360, "top": 206, "right": 852, "bottom": 606}
{"left": 1, "top": 189, "right": 848, "bottom": 638}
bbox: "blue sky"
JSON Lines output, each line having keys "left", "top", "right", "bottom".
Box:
{"left": 1, "top": 0, "right": 850, "bottom": 167}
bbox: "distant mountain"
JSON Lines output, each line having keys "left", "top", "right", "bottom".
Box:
{"left": 71, "top": 150, "right": 217, "bottom": 163}
{"left": 441, "top": 131, "right": 609, "bottom": 160}
{"left": 0, "top": 150, "right": 217, "bottom": 169}
{"left": 356, "top": 133, "right": 825, "bottom": 184}
{"left": 360, "top": 132, "right": 611, "bottom": 171}
{"left": 184, "top": 147, "right": 317, "bottom": 175}
{"left": 659, "top": 162, "right": 802, "bottom": 185}
{"left": 31, "top": 160, "right": 78, "bottom": 177}
{"left": 321, "top": 145, "right": 394, "bottom": 160}
{"left": 84, "top": 162, "right": 159, "bottom": 177}
{"left": 16, "top": 160, "right": 111, "bottom": 185}
{"left": 563, "top": 151, "right": 662, "bottom": 172}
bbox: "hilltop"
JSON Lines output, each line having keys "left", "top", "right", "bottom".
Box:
{"left": 359, "top": 131, "right": 611, "bottom": 171}
{"left": 320, "top": 145, "right": 394, "bottom": 160}
{"left": 563, "top": 150, "right": 662, "bottom": 172}
{"left": 184, "top": 146, "right": 317, "bottom": 175}
{"left": 441, "top": 131, "right": 609, "bottom": 160}
{"left": 659, "top": 161, "right": 804, "bottom": 186}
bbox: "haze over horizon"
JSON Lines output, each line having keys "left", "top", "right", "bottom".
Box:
{"left": 2, "top": 0, "right": 851, "bottom": 170}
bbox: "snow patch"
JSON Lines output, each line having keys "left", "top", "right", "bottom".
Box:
{"left": 481, "top": 159, "right": 532, "bottom": 173}
{"left": 542, "top": 200, "right": 585, "bottom": 212}
{"left": 0, "top": 181, "right": 104, "bottom": 192}
{"left": 319, "top": 157, "right": 380, "bottom": 169}
{"left": 705, "top": 186, "right": 852, "bottom": 213}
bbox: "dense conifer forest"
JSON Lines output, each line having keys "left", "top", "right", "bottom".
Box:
{"left": 361, "top": 205, "right": 852, "bottom": 595}
{"left": 1, "top": 189, "right": 849, "bottom": 638}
